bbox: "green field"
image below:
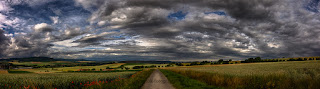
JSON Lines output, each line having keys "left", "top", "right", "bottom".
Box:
{"left": 9, "top": 61, "right": 76, "bottom": 66}
{"left": 0, "top": 72, "right": 136, "bottom": 89}
{"left": 171, "top": 61, "right": 320, "bottom": 76}
{"left": 9, "top": 63, "right": 169, "bottom": 73}
{"left": 165, "top": 60, "right": 320, "bottom": 89}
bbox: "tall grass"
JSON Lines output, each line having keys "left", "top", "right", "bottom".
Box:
{"left": 0, "top": 72, "right": 135, "bottom": 89}
{"left": 86, "top": 69, "right": 154, "bottom": 89}
{"left": 165, "top": 61, "right": 320, "bottom": 89}
{"left": 167, "top": 69, "right": 320, "bottom": 89}
{"left": 160, "top": 69, "right": 221, "bottom": 89}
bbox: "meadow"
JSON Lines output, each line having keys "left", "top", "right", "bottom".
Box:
{"left": 164, "top": 60, "right": 320, "bottom": 89}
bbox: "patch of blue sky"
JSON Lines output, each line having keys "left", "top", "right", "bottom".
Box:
{"left": 8, "top": 0, "right": 91, "bottom": 32}
{"left": 204, "top": 11, "right": 227, "bottom": 16}
{"left": 2, "top": 25, "right": 15, "bottom": 35}
{"left": 305, "top": 0, "right": 320, "bottom": 12}
{"left": 108, "top": 29, "right": 121, "bottom": 32}
{"left": 167, "top": 11, "right": 188, "bottom": 20}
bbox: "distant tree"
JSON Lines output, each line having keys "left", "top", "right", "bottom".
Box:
{"left": 255, "top": 57, "right": 261, "bottom": 62}
{"left": 200, "top": 61, "right": 210, "bottom": 65}
{"left": 229, "top": 59, "right": 232, "bottom": 62}
{"left": 245, "top": 58, "right": 254, "bottom": 63}
{"left": 190, "top": 62, "right": 199, "bottom": 65}
{"left": 297, "top": 58, "right": 303, "bottom": 61}
{"left": 288, "top": 58, "right": 295, "bottom": 61}
{"left": 133, "top": 66, "right": 144, "bottom": 69}
{"left": 218, "top": 59, "right": 224, "bottom": 64}
{"left": 125, "top": 67, "right": 130, "bottom": 70}
{"left": 91, "top": 68, "right": 95, "bottom": 71}
{"left": 119, "top": 65, "right": 125, "bottom": 70}
{"left": 151, "top": 65, "right": 157, "bottom": 67}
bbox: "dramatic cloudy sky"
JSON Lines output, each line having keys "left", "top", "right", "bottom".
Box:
{"left": 0, "top": 0, "right": 320, "bottom": 61}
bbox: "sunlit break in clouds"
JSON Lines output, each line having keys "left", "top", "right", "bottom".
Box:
{"left": 0, "top": 0, "right": 320, "bottom": 61}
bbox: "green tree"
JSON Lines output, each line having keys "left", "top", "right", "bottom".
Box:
{"left": 255, "top": 57, "right": 261, "bottom": 62}
{"left": 119, "top": 65, "right": 125, "bottom": 70}
{"left": 218, "top": 59, "right": 224, "bottom": 64}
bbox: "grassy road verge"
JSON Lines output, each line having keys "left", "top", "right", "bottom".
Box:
{"left": 160, "top": 69, "right": 221, "bottom": 89}
{"left": 87, "top": 69, "right": 155, "bottom": 89}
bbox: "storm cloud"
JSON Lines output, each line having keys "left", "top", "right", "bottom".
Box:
{"left": 0, "top": 0, "right": 320, "bottom": 60}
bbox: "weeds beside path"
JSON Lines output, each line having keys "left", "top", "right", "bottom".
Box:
{"left": 160, "top": 69, "right": 221, "bottom": 89}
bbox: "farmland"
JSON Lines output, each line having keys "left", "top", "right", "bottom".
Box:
{"left": 0, "top": 72, "right": 135, "bottom": 89}
{"left": 0, "top": 59, "right": 166, "bottom": 89}
{"left": 163, "top": 60, "right": 320, "bottom": 89}
{"left": 1, "top": 57, "right": 320, "bottom": 89}
{"left": 6, "top": 62, "right": 168, "bottom": 73}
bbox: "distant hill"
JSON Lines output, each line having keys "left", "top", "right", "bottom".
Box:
{"left": 120, "top": 61, "right": 172, "bottom": 64}
{"left": 0, "top": 57, "right": 86, "bottom": 62}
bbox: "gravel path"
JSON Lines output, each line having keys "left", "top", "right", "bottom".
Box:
{"left": 141, "top": 69, "right": 175, "bottom": 89}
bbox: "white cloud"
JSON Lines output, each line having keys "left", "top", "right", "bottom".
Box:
{"left": 74, "top": 0, "right": 104, "bottom": 11}
{"left": 50, "top": 16, "right": 59, "bottom": 24}
{"left": 97, "top": 20, "right": 107, "bottom": 26}
{"left": 0, "top": 13, "right": 21, "bottom": 28}
{"left": 52, "top": 39, "right": 80, "bottom": 47}
{"left": 33, "top": 23, "right": 53, "bottom": 32}
{"left": 0, "top": 1, "right": 13, "bottom": 12}
{"left": 0, "top": 13, "right": 6, "bottom": 28}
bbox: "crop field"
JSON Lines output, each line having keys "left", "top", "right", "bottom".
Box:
{"left": 164, "top": 61, "right": 320, "bottom": 89}
{"left": 53, "top": 63, "right": 125, "bottom": 72}
{"left": 9, "top": 63, "right": 125, "bottom": 73}
{"left": 123, "top": 63, "right": 168, "bottom": 68}
{"left": 0, "top": 71, "right": 136, "bottom": 89}
{"left": 9, "top": 61, "right": 75, "bottom": 66}
{"left": 169, "top": 60, "right": 320, "bottom": 76}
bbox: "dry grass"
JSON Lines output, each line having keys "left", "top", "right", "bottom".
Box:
{"left": 165, "top": 61, "right": 320, "bottom": 89}
{"left": 0, "top": 71, "right": 136, "bottom": 89}
{"left": 0, "top": 70, "right": 8, "bottom": 74}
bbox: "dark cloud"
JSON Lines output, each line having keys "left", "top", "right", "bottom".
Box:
{"left": 0, "top": 29, "right": 9, "bottom": 57}
{"left": 1, "top": 0, "right": 320, "bottom": 60}
{"left": 82, "top": 0, "right": 319, "bottom": 60}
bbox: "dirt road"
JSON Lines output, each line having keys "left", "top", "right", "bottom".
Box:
{"left": 141, "top": 69, "right": 175, "bottom": 89}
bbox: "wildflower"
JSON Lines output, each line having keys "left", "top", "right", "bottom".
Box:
{"left": 72, "top": 81, "right": 74, "bottom": 83}
{"left": 80, "top": 83, "right": 82, "bottom": 85}
{"left": 99, "top": 81, "right": 101, "bottom": 83}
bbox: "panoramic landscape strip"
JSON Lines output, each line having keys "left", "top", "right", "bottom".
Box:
{"left": 1, "top": 56, "right": 320, "bottom": 89}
